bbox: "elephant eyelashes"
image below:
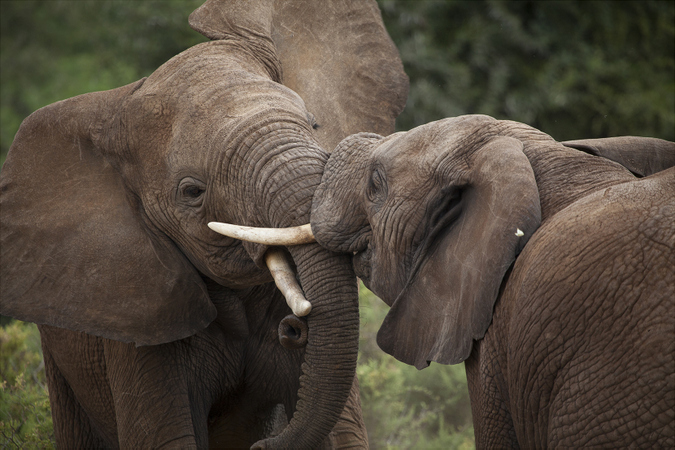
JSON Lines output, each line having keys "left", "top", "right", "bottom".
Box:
{"left": 366, "top": 166, "right": 388, "bottom": 204}
{"left": 178, "top": 177, "right": 206, "bottom": 206}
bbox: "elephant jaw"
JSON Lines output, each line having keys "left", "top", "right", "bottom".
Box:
{"left": 208, "top": 221, "right": 316, "bottom": 317}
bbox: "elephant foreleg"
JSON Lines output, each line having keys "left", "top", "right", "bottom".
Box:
{"left": 465, "top": 339, "right": 519, "bottom": 449}
{"left": 40, "top": 330, "right": 114, "bottom": 448}
{"left": 103, "top": 339, "right": 206, "bottom": 449}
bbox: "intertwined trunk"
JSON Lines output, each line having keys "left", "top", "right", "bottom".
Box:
{"left": 235, "top": 125, "right": 361, "bottom": 448}
{"left": 256, "top": 245, "right": 359, "bottom": 448}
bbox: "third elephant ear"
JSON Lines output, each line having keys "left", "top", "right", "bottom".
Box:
{"left": 562, "top": 136, "right": 675, "bottom": 177}
{"left": 189, "top": 0, "right": 409, "bottom": 152}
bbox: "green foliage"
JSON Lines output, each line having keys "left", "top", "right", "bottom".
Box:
{"left": 379, "top": 0, "right": 675, "bottom": 141}
{"left": 0, "top": 321, "right": 54, "bottom": 448}
{"left": 358, "top": 286, "right": 474, "bottom": 449}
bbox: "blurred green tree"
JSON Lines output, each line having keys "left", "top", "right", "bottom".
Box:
{"left": 379, "top": 0, "right": 674, "bottom": 141}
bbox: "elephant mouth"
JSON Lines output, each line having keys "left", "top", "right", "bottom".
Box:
{"left": 352, "top": 247, "right": 372, "bottom": 287}
{"left": 207, "top": 222, "right": 316, "bottom": 317}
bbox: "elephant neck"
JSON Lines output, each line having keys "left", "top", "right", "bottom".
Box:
{"left": 501, "top": 122, "right": 636, "bottom": 223}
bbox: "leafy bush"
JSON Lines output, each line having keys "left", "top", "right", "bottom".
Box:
{"left": 0, "top": 321, "right": 54, "bottom": 448}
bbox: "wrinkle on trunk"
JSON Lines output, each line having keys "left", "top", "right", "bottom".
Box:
{"left": 223, "top": 123, "right": 328, "bottom": 230}
{"left": 253, "top": 244, "right": 359, "bottom": 449}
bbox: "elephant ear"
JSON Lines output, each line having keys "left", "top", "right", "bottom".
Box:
{"left": 563, "top": 136, "right": 675, "bottom": 177}
{"left": 377, "top": 137, "right": 542, "bottom": 369}
{"left": 0, "top": 82, "right": 215, "bottom": 346}
{"left": 189, "top": 0, "right": 408, "bottom": 150}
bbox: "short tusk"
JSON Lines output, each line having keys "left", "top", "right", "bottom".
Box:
{"left": 208, "top": 222, "right": 315, "bottom": 246}
{"left": 265, "top": 248, "right": 312, "bottom": 317}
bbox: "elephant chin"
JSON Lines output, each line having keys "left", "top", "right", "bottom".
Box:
{"left": 253, "top": 244, "right": 360, "bottom": 449}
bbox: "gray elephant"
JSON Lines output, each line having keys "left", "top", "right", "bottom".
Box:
{"left": 231, "top": 115, "right": 674, "bottom": 447}
{"left": 313, "top": 115, "right": 675, "bottom": 448}
{"left": 0, "top": 0, "right": 408, "bottom": 448}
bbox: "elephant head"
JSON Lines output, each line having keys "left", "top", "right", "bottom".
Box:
{"left": 310, "top": 115, "right": 543, "bottom": 369}
{"left": 0, "top": 0, "right": 407, "bottom": 447}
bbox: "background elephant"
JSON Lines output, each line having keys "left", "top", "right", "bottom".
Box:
{"left": 0, "top": 0, "right": 407, "bottom": 448}
{"left": 310, "top": 115, "right": 674, "bottom": 447}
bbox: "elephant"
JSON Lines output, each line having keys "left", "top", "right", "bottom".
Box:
{"left": 0, "top": 0, "right": 408, "bottom": 448}
{"left": 227, "top": 115, "right": 673, "bottom": 447}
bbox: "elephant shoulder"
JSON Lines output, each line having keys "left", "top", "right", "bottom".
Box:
{"left": 502, "top": 167, "right": 674, "bottom": 370}
{"left": 508, "top": 169, "right": 674, "bottom": 318}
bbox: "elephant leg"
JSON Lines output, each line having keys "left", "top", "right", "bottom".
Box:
{"left": 321, "top": 374, "right": 369, "bottom": 449}
{"left": 465, "top": 338, "right": 519, "bottom": 449}
{"left": 41, "top": 334, "right": 113, "bottom": 448}
{"left": 103, "top": 339, "right": 207, "bottom": 449}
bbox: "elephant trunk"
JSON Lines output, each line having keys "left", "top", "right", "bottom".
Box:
{"left": 229, "top": 127, "right": 360, "bottom": 448}
{"left": 253, "top": 244, "right": 359, "bottom": 449}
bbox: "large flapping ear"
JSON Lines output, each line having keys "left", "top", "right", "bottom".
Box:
{"left": 377, "top": 137, "right": 542, "bottom": 369}
{"left": 563, "top": 136, "right": 675, "bottom": 177}
{"left": 189, "top": 0, "right": 409, "bottom": 150}
{"left": 0, "top": 82, "right": 215, "bottom": 346}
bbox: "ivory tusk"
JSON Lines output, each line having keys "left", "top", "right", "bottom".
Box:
{"left": 208, "top": 222, "right": 316, "bottom": 246}
{"left": 265, "top": 248, "right": 312, "bottom": 317}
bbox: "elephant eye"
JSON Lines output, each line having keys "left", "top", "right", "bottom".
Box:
{"left": 307, "top": 113, "right": 319, "bottom": 130}
{"left": 184, "top": 185, "right": 204, "bottom": 198}
{"left": 366, "top": 166, "right": 387, "bottom": 204}
{"left": 178, "top": 177, "right": 206, "bottom": 207}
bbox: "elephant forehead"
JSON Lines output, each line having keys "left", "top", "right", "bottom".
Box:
{"left": 135, "top": 41, "right": 309, "bottom": 124}
{"left": 376, "top": 115, "right": 499, "bottom": 173}
{"left": 134, "top": 80, "right": 311, "bottom": 166}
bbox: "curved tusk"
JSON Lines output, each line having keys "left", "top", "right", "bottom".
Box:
{"left": 265, "top": 248, "right": 312, "bottom": 317}
{"left": 208, "top": 222, "right": 315, "bottom": 246}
